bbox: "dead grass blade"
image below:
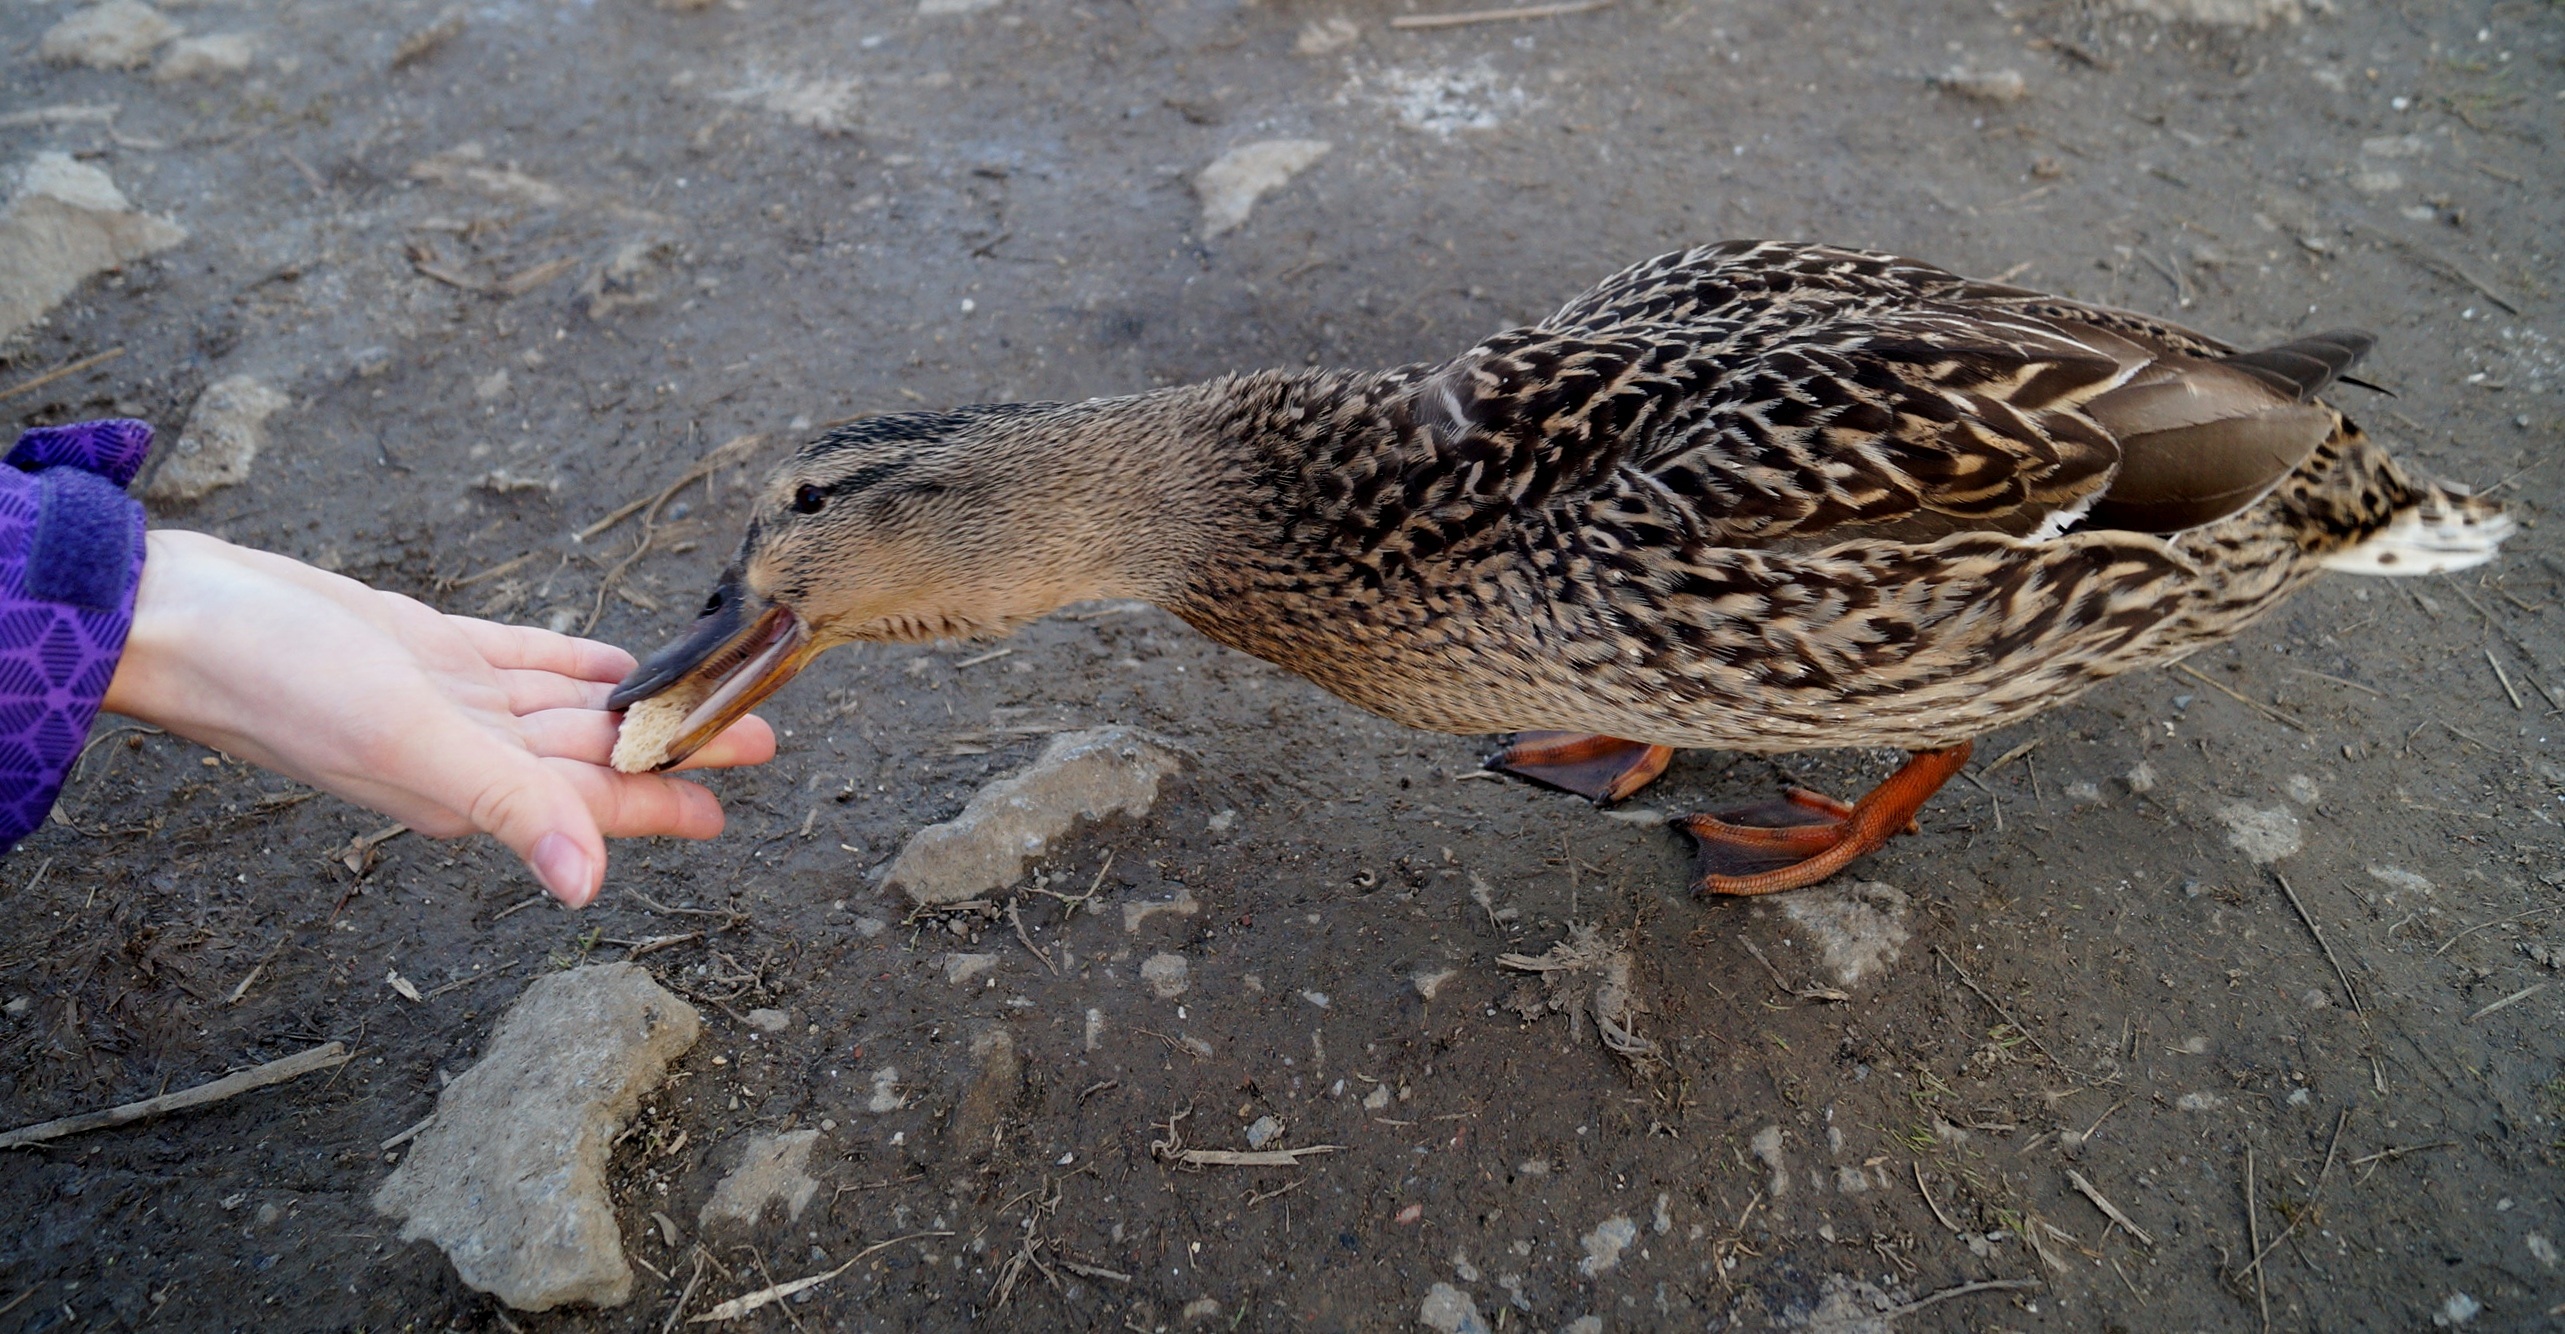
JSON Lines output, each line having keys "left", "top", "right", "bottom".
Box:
{"left": 1173, "top": 1146, "right": 1342, "bottom": 1167}
{"left": 688, "top": 1231, "right": 949, "bottom": 1322}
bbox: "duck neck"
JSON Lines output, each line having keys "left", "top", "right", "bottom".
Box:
{"left": 1076, "top": 367, "right": 1392, "bottom": 611}
{"left": 1097, "top": 364, "right": 1415, "bottom": 636}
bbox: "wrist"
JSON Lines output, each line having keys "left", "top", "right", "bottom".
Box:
{"left": 101, "top": 530, "right": 215, "bottom": 727}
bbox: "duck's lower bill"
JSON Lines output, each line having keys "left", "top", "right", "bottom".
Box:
{"left": 607, "top": 599, "right": 815, "bottom": 773}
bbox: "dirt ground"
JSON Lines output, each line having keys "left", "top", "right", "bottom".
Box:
{"left": 3, "top": 0, "right": 2561, "bottom": 1328}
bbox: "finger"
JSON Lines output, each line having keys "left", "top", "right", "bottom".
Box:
{"left": 497, "top": 669, "right": 616, "bottom": 716}
{"left": 516, "top": 708, "right": 621, "bottom": 766}
{"left": 670, "top": 714, "right": 779, "bottom": 771}
{"left": 452, "top": 616, "right": 640, "bottom": 682}
{"left": 390, "top": 726, "right": 610, "bottom": 907}
{"left": 550, "top": 760, "right": 729, "bottom": 841}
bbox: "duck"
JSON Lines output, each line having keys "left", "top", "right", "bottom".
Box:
{"left": 607, "top": 240, "right": 2511, "bottom": 896}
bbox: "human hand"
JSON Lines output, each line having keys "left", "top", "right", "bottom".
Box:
{"left": 100, "top": 530, "right": 776, "bottom": 906}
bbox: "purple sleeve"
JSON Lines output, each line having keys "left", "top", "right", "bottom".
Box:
{"left": 0, "top": 419, "right": 151, "bottom": 851}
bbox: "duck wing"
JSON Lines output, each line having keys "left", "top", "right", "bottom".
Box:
{"left": 1402, "top": 241, "right": 2365, "bottom": 555}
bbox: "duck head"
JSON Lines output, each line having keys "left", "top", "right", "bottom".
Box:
{"left": 608, "top": 400, "right": 1207, "bottom": 768}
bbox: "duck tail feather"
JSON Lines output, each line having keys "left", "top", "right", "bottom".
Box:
{"left": 2220, "top": 330, "right": 2375, "bottom": 402}
{"left": 2320, "top": 483, "right": 2513, "bottom": 576}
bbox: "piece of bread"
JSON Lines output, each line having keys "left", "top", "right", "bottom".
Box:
{"left": 611, "top": 691, "right": 704, "bottom": 774}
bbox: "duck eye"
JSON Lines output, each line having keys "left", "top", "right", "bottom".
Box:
{"left": 792, "top": 483, "right": 827, "bottom": 514}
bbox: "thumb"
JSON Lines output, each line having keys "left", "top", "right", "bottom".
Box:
{"left": 459, "top": 747, "right": 611, "bottom": 908}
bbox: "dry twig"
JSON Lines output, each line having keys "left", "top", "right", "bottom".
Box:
{"left": 1879, "top": 1278, "right": 2041, "bottom": 1319}
{"left": 334, "top": 823, "right": 410, "bottom": 875}
{"left": 0, "top": 1042, "right": 348, "bottom": 1148}
{"left": 2486, "top": 650, "right": 2526, "bottom": 710}
{"left": 2244, "top": 1147, "right": 2269, "bottom": 1332}
{"left": 2241, "top": 1109, "right": 2347, "bottom": 1285}
{"left": 1172, "top": 1146, "right": 1342, "bottom": 1167}
{"left": 381, "top": 1112, "right": 437, "bottom": 1151}
{"left": 660, "top": 1250, "right": 707, "bottom": 1334}
{"left": 1914, "top": 1163, "right": 1963, "bottom": 1234}
{"left": 1981, "top": 737, "right": 2041, "bottom": 777}
{"left": 1, "top": 348, "right": 125, "bottom": 401}
{"left": 1008, "top": 899, "right": 1059, "bottom": 976}
{"left": 1390, "top": 0, "right": 1612, "bottom": 27}
{"left": 2066, "top": 1169, "right": 2154, "bottom": 1247}
{"left": 2353, "top": 222, "right": 2521, "bottom": 313}
{"left": 1933, "top": 946, "right": 2077, "bottom": 1078}
{"left": 2172, "top": 663, "right": 2310, "bottom": 732}
{"left": 2465, "top": 982, "right": 2547, "bottom": 1023}
{"left": 2271, "top": 872, "right": 2362, "bottom": 1014}
{"left": 577, "top": 432, "right": 765, "bottom": 543}
{"left": 2435, "top": 908, "right": 2552, "bottom": 955}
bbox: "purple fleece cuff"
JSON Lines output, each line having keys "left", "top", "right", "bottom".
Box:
{"left": 0, "top": 419, "right": 151, "bottom": 850}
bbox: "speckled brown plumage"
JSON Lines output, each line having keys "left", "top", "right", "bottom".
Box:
{"left": 617, "top": 240, "right": 2511, "bottom": 889}
{"left": 1146, "top": 241, "right": 2504, "bottom": 752}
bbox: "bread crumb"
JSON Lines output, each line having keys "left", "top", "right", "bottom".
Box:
{"left": 612, "top": 691, "right": 703, "bottom": 773}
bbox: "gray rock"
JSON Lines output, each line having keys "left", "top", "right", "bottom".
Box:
{"left": 0, "top": 154, "right": 187, "bottom": 343}
{"left": 1195, "top": 140, "right": 1331, "bottom": 238}
{"left": 887, "top": 727, "right": 1183, "bottom": 905}
{"left": 700, "top": 1129, "right": 822, "bottom": 1231}
{"left": 1577, "top": 1215, "right": 1637, "bottom": 1276}
{"left": 1123, "top": 885, "right": 1200, "bottom": 934}
{"left": 1140, "top": 952, "right": 1189, "bottom": 999}
{"left": 1934, "top": 67, "right": 2027, "bottom": 103}
{"left": 947, "top": 1028, "right": 1020, "bottom": 1161}
{"left": 39, "top": 2, "right": 178, "bottom": 70}
{"left": 709, "top": 72, "right": 861, "bottom": 134}
{"left": 153, "top": 33, "right": 253, "bottom": 83}
{"left": 2218, "top": 802, "right": 2303, "bottom": 864}
{"left": 1419, "top": 1283, "right": 1490, "bottom": 1334}
{"left": 1778, "top": 882, "right": 1912, "bottom": 987}
{"left": 373, "top": 963, "right": 701, "bottom": 1311}
{"left": 1294, "top": 17, "right": 1359, "bottom": 55}
{"left": 145, "top": 375, "right": 289, "bottom": 502}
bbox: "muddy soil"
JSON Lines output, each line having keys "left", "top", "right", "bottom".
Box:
{"left": 3, "top": 0, "right": 2561, "bottom": 1329}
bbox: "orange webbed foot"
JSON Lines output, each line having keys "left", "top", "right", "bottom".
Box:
{"left": 1489, "top": 732, "right": 1675, "bottom": 805}
{"left": 1677, "top": 743, "right": 1974, "bottom": 896}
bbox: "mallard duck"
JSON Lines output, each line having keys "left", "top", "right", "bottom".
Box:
{"left": 608, "top": 240, "right": 2511, "bottom": 895}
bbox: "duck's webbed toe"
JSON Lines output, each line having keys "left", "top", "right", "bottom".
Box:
{"left": 1488, "top": 732, "right": 1675, "bottom": 805}
{"left": 1676, "top": 743, "right": 1974, "bottom": 897}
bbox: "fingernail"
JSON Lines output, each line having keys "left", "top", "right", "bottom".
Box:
{"left": 531, "top": 833, "right": 594, "bottom": 907}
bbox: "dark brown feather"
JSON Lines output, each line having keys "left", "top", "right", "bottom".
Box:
{"left": 2217, "top": 329, "right": 2374, "bottom": 402}
{"left": 2086, "top": 404, "right": 2335, "bottom": 533}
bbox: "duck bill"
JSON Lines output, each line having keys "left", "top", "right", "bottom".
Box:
{"left": 609, "top": 582, "right": 817, "bottom": 771}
